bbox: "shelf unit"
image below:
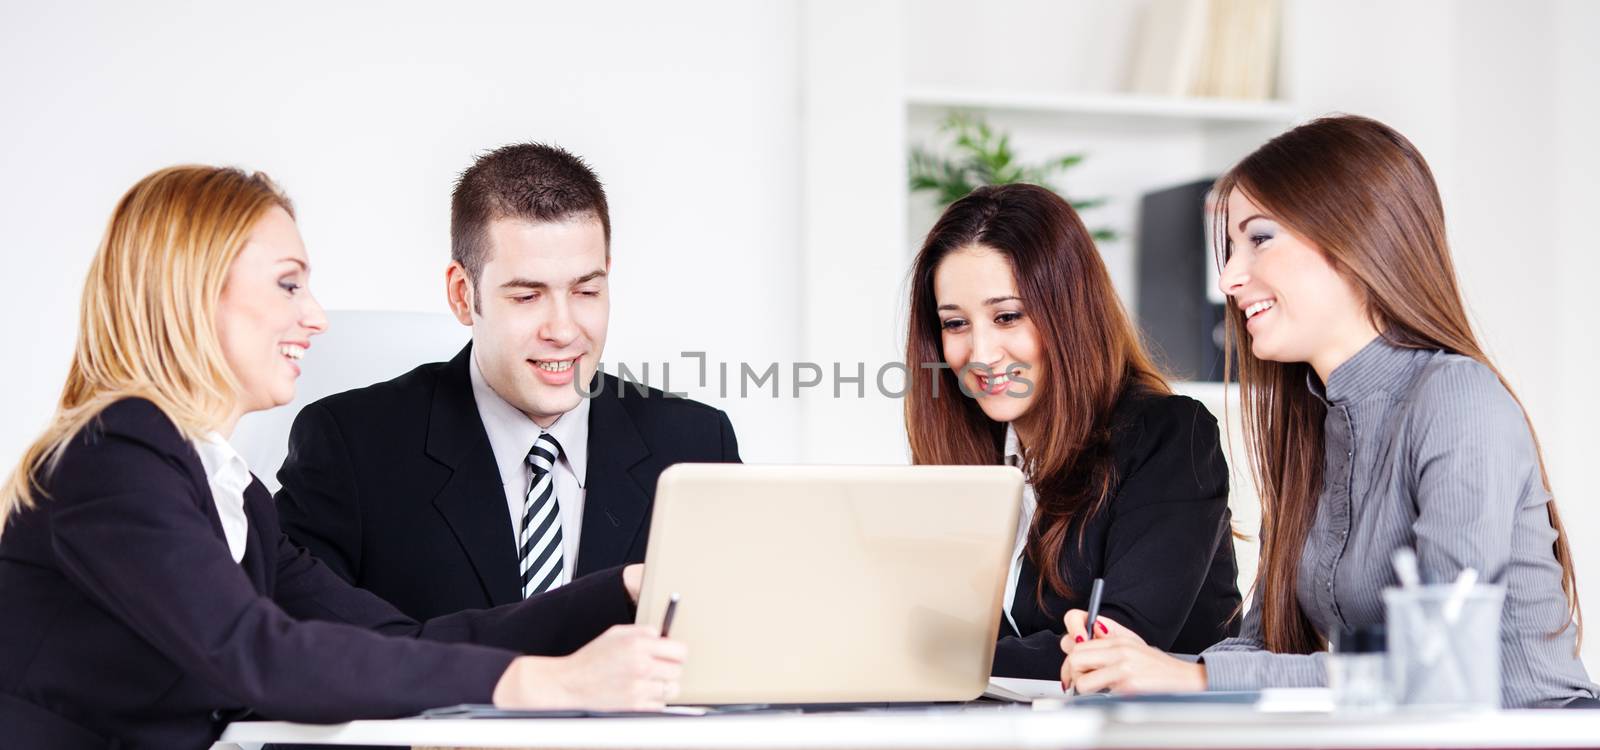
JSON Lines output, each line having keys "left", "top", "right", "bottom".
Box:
{"left": 905, "top": 88, "right": 1301, "bottom": 127}
{"left": 904, "top": 88, "right": 1299, "bottom": 312}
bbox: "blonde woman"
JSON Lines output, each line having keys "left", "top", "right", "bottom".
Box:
{"left": 0, "top": 166, "right": 685, "bottom": 750}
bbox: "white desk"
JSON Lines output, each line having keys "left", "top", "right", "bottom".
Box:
{"left": 216, "top": 705, "right": 1600, "bottom": 749}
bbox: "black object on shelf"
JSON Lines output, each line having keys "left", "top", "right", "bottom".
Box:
{"left": 1135, "top": 178, "right": 1226, "bottom": 382}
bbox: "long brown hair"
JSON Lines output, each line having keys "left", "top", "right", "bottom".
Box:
{"left": 906, "top": 183, "right": 1168, "bottom": 605}
{"left": 1214, "top": 115, "right": 1582, "bottom": 653}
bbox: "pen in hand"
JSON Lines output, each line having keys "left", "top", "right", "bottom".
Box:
{"left": 1084, "top": 578, "right": 1105, "bottom": 641}
{"left": 660, "top": 592, "right": 680, "bottom": 638}
{"left": 1066, "top": 577, "right": 1106, "bottom": 697}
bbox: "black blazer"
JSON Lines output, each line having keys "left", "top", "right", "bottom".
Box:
{"left": 276, "top": 344, "right": 740, "bottom": 621}
{"left": 0, "top": 398, "right": 634, "bottom": 750}
{"left": 991, "top": 391, "right": 1243, "bottom": 679}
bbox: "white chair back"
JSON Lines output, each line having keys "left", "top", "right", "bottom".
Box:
{"left": 232, "top": 310, "right": 468, "bottom": 492}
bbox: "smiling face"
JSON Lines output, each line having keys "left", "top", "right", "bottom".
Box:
{"left": 448, "top": 216, "right": 609, "bottom": 427}
{"left": 933, "top": 244, "right": 1046, "bottom": 427}
{"left": 1218, "top": 189, "right": 1379, "bottom": 380}
{"left": 214, "top": 206, "right": 328, "bottom": 424}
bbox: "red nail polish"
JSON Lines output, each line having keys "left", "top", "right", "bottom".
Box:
{"left": 1075, "top": 635, "right": 1084, "bottom": 643}
{"left": 1097, "top": 622, "right": 1108, "bottom": 635}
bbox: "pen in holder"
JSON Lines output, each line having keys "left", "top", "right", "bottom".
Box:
{"left": 1382, "top": 577, "right": 1503, "bottom": 712}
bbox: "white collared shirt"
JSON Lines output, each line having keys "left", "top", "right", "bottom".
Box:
{"left": 469, "top": 350, "right": 590, "bottom": 587}
{"left": 192, "top": 432, "right": 253, "bottom": 563}
{"left": 1001, "top": 424, "right": 1038, "bottom": 636}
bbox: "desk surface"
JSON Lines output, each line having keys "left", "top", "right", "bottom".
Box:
{"left": 217, "top": 705, "right": 1600, "bottom": 749}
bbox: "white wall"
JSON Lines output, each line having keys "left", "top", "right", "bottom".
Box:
{"left": 1553, "top": 0, "right": 1600, "bottom": 675}
{"left": 798, "top": 0, "right": 912, "bottom": 464}
{"left": 0, "top": 0, "right": 804, "bottom": 468}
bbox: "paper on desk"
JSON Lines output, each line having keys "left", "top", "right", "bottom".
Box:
{"left": 1256, "top": 688, "right": 1332, "bottom": 712}
{"left": 982, "top": 677, "right": 1069, "bottom": 703}
{"left": 983, "top": 682, "right": 1331, "bottom": 712}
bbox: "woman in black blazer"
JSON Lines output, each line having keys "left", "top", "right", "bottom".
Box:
{"left": 903, "top": 183, "right": 1242, "bottom": 680}
{"left": 0, "top": 166, "right": 684, "bottom": 750}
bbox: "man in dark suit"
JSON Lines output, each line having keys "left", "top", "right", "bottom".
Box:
{"left": 276, "top": 143, "right": 740, "bottom": 622}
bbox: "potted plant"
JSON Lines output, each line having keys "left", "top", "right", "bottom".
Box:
{"left": 909, "top": 113, "right": 1116, "bottom": 242}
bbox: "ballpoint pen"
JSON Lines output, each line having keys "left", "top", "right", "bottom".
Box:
{"left": 661, "top": 592, "right": 680, "bottom": 638}
{"left": 1084, "top": 578, "right": 1105, "bottom": 640}
{"left": 1066, "top": 577, "right": 1106, "bottom": 697}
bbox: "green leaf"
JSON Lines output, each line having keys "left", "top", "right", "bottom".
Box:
{"left": 909, "top": 112, "right": 1117, "bottom": 228}
{"left": 1051, "top": 154, "right": 1086, "bottom": 171}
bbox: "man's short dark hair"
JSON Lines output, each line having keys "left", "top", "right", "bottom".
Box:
{"left": 451, "top": 143, "right": 611, "bottom": 309}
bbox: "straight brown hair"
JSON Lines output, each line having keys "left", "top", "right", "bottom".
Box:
{"left": 1214, "top": 115, "right": 1581, "bottom": 653}
{"left": 906, "top": 183, "right": 1169, "bottom": 606}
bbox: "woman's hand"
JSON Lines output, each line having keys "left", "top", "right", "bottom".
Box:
{"left": 493, "top": 624, "right": 687, "bottom": 710}
{"left": 1060, "top": 610, "right": 1206, "bottom": 694}
{"left": 622, "top": 564, "right": 644, "bottom": 603}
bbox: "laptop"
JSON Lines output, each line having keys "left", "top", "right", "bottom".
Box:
{"left": 634, "top": 463, "right": 1024, "bottom": 706}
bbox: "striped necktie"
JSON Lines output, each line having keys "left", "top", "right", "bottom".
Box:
{"left": 520, "top": 432, "right": 565, "bottom": 598}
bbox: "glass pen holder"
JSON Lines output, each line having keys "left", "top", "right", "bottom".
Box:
{"left": 1382, "top": 583, "right": 1504, "bottom": 712}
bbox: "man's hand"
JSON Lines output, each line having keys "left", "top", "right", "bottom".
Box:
{"left": 622, "top": 564, "right": 644, "bottom": 604}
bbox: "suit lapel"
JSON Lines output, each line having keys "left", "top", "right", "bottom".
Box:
{"left": 426, "top": 344, "right": 523, "bottom": 607}
{"left": 576, "top": 375, "right": 653, "bottom": 575}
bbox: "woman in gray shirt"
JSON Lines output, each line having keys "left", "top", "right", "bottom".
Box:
{"left": 1058, "top": 115, "right": 1596, "bottom": 708}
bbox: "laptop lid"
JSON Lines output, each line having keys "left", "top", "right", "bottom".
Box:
{"left": 634, "top": 463, "right": 1023, "bottom": 705}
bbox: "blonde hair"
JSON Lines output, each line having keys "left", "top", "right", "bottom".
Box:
{"left": 0, "top": 165, "right": 293, "bottom": 534}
